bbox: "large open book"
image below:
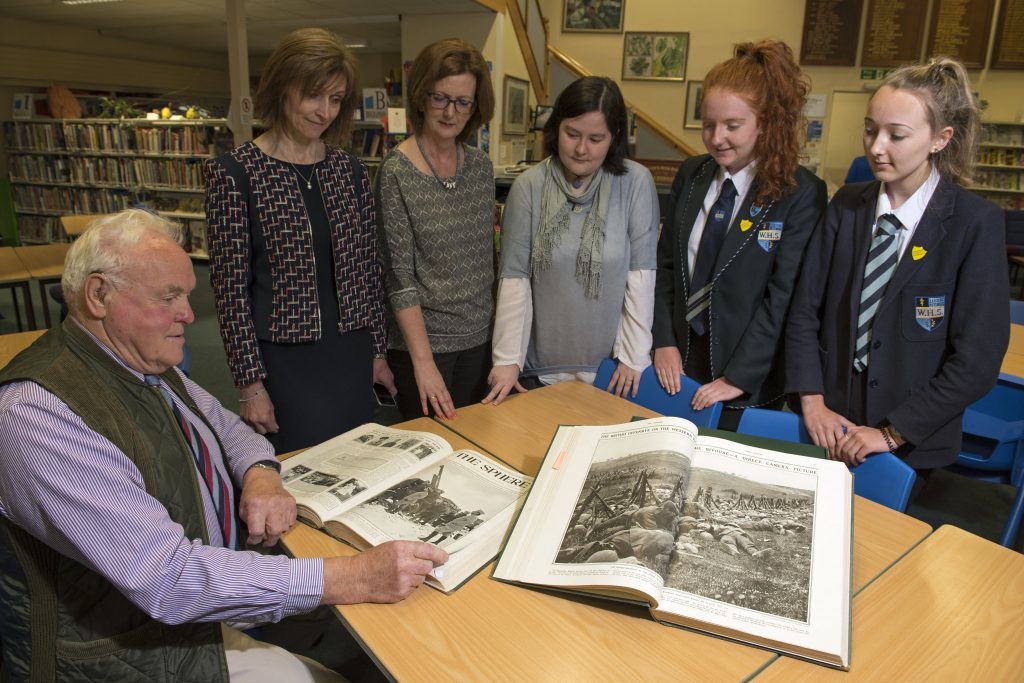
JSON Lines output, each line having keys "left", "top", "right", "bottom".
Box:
{"left": 281, "top": 423, "right": 532, "bottom": 593}
{"left": 493, "top": 417, "right": 852, "bottom": 669}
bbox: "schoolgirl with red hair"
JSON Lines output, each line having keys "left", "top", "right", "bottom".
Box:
{"left": 653, "top": 40, "right": 827, "bottom": 428}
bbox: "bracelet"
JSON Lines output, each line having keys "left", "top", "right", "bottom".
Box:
{"left": 239, "top": 387, "right": 265, "bottom": 403}
{"left": 880, "top": 426, "right": 898, "bottom": 453}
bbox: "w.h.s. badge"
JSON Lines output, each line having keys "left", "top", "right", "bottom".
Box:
{"left": 914, "top": 295, "right": 946, "bottom": 331}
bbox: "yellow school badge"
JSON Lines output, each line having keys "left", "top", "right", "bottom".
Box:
{"left": 740, "top": 219, "right": 753, "bottom": 232}
{"left": 911, "top": 245, "right": 927, "bottom": 261}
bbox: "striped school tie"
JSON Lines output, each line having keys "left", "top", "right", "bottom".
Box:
{"left": 687, "top": 178, "right": 737, "bottom": 336}
{"left": 145, "top": 375, "right": 239, "bottom": 549}
{"left": 853, "top": 214, "right": 901, "bottom": 372}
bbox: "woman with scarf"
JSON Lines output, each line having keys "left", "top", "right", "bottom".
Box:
{"left": 483, "top": 76, "right": 660, "bottom": 404}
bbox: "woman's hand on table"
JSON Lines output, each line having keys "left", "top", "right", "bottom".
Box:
{"left": 482, "top": 364, "right": 527, "bottom": 406}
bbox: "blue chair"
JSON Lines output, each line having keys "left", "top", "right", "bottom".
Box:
{"left": 952, "top": 379, "right": 1024, "bottom": 487}
{"left": 593, "top": 358, "right": 722, "bottom": 428}
{"left": 736, "top": 407, "right": 810, "bottom": 443}
{"left": 1011, "top": 300, "right": 1024, "bottom": 325}
{"left": 736, "top": 407, "right": 917, "bottom": 512}
{"left": 946, "top": 378, "right": 1024, "bottom": 547}
{"left": 848, "top": 453, "right": 916, "bottom": 513}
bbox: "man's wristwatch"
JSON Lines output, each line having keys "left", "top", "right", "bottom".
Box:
{"left": 246, "top": 460, "right": 281, "bottom": 476}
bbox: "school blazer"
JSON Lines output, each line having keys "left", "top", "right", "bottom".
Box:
{"left": 785, "top": 179, "right": 1010, "bottom": 468}
{"left": 653, "top": 154, "right": 827, "bottom": 407}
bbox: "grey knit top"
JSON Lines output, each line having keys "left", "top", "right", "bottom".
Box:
{"left": 376, "top": 143, "right": 495, "bottom": 353}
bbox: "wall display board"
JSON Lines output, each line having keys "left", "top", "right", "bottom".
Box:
{"left": 799, "top": 0, "right": 864, "bottom": 66}
{"left": 992, "top": 0, "right": 1024, "bottom": 69}
{"left": 926, "top": 0, "right": 996, "bottom": 68}
{"left": 861, "top": 0, "right": 928, "bottom": 67}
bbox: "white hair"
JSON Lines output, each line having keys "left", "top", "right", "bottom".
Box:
{"left": 62, "top": 209, "right": 184, "bottom": 310}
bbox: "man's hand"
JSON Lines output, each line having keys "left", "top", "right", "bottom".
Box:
{"left": 238, "top": 466, "right": 296, "bottom": 547}
{"left": 321, "top": 540, "right": 449, "bottom": 604}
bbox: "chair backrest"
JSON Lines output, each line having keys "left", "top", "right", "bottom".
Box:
{"left": 59, "top": 214, "right": 108, "bottom": 239}
{"left": 593, "top": 359, "right": 722, "bottom": 428}
{"left": 736, "top": 408, "right": 917, "bottom": 511}
{"left": 1011, "top": 300, "right": 1024, "bottom": 326}
{"left": 850, "top": 452, "right": 916, "bottom": 512}
{"left": 736, "top": 407, "right": 811, "bottom": 444}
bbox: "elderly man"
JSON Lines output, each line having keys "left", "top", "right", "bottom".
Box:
{"left": 0, "top": 210, "right": 446, "bottom": 682}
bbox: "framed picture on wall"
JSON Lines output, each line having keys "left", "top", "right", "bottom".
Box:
{"left": 622, "top": 32, "right": 688, "bottom": 81}
{"left": 684, "top": 80, "right": 703, "bottom": 129}
{"left": 563, "top": 0, "right": 625, "bottom": 33}
{"left": 502, "top": 75, "right": 530, "bottom": 136}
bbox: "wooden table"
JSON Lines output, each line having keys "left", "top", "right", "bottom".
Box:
{"left": 283, "top": 416, "right": 780, "bottom": 682}
{"left": 14, "top": 243, "right": 70, "bottom": 328}
{"left": 444, "top": 382, "right": 931, "bottom": 593}
{"left": 0, "top": 247, "right": 36, "bottom": 331}
{"left": 1003, "top": 323, "right": 1024, "bottom": 379}
{"left": 754, "top": 525, "right": 1024, "bottom": 681}
{"left": 0, "top": 329, "right": 45, "bottom": 368}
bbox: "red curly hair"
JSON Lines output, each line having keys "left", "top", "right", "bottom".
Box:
{"left": 702, "top": 40, "right": 809, "bottom": 205}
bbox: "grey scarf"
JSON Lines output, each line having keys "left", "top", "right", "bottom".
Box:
{"left": 531, "top": 156, "right": 611, "bottom": 299}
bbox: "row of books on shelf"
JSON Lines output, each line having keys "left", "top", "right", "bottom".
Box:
{"left": 3, "top": 121, "right": 227, "bottom": 156}
{"left": 971, "top": 189, "right": 1023, "bottom": 210}
{"left": 13, "top": 185, "right": 138, "bottom": 215}
{"left": 974, "top": 169, "right": 1024, "bottom": 192}
{"left": 978, "top": 147, "right": 1024, "bottom": 168}
{"left": 981, "top": 125, "right": 1024, "bottom": 147}
{"left": 15, "top": 210, "right": 208, "bottom": 255}
{"left": 10, "top": 155, "right": 207, "bottom": 190}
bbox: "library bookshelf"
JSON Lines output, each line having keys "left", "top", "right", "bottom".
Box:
{"left": 973, "top": 122, "right": 1024, "bottom": 210}
{"left": 4, "top": 118, "right": 232, "bottom": 258}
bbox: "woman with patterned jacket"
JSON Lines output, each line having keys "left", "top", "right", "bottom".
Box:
{"left": 205, "top": 28, "right": 394, "bottom": 453}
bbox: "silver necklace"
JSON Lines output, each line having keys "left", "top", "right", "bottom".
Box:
{"left": 415, "top": 136, "right": 461, "bottom": 191}
{"left": 288, "top": 161, "right": 318, "bottom": 190}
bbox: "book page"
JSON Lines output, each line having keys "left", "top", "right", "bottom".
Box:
{"left": 495, "top": 417, "right": 699, "bottom": 599}
{"left": 333, "top": 449, "right": 531, "bottom": 552}
{"left": 654, "top": 435, "right": 850, "bottom": 663}
{"left": 281, "top": 423, "right": 452, "bottom": 522}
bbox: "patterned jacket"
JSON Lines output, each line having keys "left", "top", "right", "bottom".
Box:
{"left": 205, "top": 141, "right": 386, "bottom": 388}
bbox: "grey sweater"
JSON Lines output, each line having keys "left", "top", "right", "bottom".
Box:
{"left": 376, "top": 144, "right": 495, "bottom": 353}
{"left": 499, "top": 158, "right": 659, "bottom": 376}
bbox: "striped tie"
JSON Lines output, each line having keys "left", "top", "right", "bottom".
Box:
{"left": 853, "top": 214, "right": 901, "bottom": 372}
{"left": 687, "top": 178, "right": 737, "bottom": 336}
{"left": 145, "top": 375, "right": 239, "bottom": 549}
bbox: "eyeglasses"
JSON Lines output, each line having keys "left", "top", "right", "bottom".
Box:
{"left": 427, "top": 91, "right": 475, "bottom": 114}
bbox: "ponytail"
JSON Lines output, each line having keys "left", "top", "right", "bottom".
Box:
{"left": 879, "top": 57, "right": 980, "bottom": 185}
{"left": 703, "top": 40, "right": 810, "bottom": 204}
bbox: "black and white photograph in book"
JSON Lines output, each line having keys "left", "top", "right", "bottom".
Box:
{"left": 354, "top": 428, "right": 440, "bottom": 459}
{"left": 354, "top": 462, "right": 501, "bottom": 549}
{"left": 554, "top": 444, "right": 818, "bottom": 622}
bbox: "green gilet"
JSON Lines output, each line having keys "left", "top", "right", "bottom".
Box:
{"left": 0, "top": 320, "right": 229, "bottom": 682}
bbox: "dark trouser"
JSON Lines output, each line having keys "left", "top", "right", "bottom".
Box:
{"left": 388, "top": 341, "right": 491, "bottom": 420}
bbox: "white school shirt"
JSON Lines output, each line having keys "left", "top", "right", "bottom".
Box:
{"left": 874, "top": 165, "right": 941, "bottom": 261}
{"left": 686, "top": 162, "right": 757, "bottom": 274}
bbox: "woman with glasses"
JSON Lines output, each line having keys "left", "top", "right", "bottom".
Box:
{"left": 376, "top": 38, "right": 496, "bottom": 420}
{"left": 483, "top": 76, "right": 660, "bottom": 405}
{"left": 205, "top": 28, "right": 392, "bottom": 452}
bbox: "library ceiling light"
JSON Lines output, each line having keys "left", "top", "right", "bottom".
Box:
{"left": 62, "top": 0, "right": 128, "bottom": 5}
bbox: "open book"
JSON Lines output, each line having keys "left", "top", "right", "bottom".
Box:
{"left": 493, "top": 417, "right": 852, "bottom": 669}
{"left": 281, "top": 423, "right": 532, "bottom": 593}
